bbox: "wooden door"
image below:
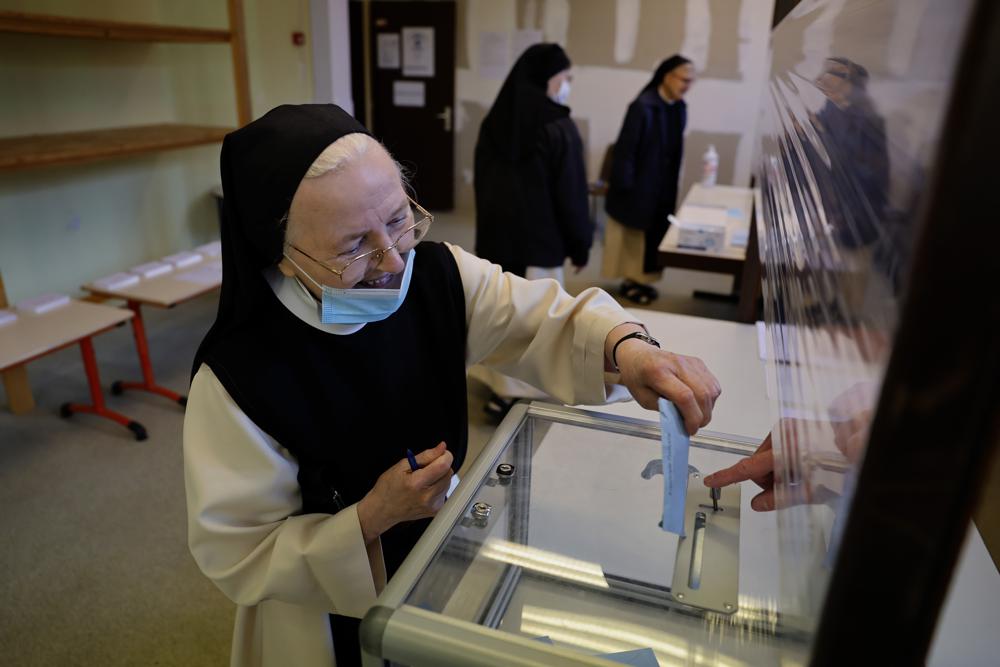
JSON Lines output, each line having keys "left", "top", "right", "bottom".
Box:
{"left": 350, "top": 1, "right": 456, "bottom": 210}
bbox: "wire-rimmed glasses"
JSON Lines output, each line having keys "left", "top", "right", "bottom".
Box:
{"left": 286, "top": 196, "right": 433, "bottom": 285}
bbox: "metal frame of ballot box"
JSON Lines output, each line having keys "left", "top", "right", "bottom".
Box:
{"left": 360, "top": 402, "right": 796, "bottom": 667}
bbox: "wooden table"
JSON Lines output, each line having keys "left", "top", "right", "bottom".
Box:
{"left": 0, "top": 299, "right": 147, "bottom": 439}
{"left": 657, "top": 184, "right": 763, "bottom": 322}
{"left": 83, "top": 256, "right": 222, "bottom": 408}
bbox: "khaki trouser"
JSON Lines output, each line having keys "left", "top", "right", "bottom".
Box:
{"left": 601, "top": 216, "right": 663, "bottom": 284}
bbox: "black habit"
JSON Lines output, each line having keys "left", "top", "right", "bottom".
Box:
{"left": 474, "top": 43, "right": 592, "bottom": 275}
{"left": 605, "top": 81, "right": 688, "bottom": 273}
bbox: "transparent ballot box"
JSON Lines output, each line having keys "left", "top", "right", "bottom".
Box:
{"left": 361, "top": 403, "right": 808, "bottom": 667}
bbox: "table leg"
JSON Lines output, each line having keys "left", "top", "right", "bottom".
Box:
{"left": 60, "top": 337, "right": 147, "bottom": 441}
{"left": 2, "top": 365, "right": 35, "bottom": 414}
{"left": 111, "top": 300, "right": 186, "bottom": 407}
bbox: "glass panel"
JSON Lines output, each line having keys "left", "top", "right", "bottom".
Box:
{"left": 404, "top": 413, "right": 809, "bottom": 665}
{"left": 757, "top": 0, "right": 973, "bottom": 634}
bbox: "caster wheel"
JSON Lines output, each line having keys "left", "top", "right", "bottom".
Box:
{"left": 111, "top": 381, "right": 124, "bottom": 396}
{"left": 177, "top": 395, "right": 188, "bottom": 408}
{"left": 59, "top": 403, "right": 73, "bottom": 419}
{"left": 127, "top": 421, "right": 148, "bottom": 442}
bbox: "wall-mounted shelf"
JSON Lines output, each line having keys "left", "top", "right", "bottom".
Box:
{"left": 0, "top": 10, "right": 230, "bottom": 43}
{"left": 0, "top": 124, "right": 234, "bottom": 172}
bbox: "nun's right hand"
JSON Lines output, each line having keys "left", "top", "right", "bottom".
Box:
{"left": 357, "top": 442, "right": 453, "bottom": 544}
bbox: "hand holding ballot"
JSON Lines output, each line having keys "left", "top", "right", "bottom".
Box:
{"left": 608, "top": 323, "right": 722, "bottom": 435}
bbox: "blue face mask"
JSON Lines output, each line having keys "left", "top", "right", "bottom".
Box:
{"left": 285, "top": 248, "right": 416, "bottom": 325}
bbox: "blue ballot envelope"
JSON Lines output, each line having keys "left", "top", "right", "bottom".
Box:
{"left": 659, "top": 398, "right": 690, "bottom": 536}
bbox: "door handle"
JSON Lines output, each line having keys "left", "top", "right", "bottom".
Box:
{"left": 436, "top": 105, "right": 452, "bottom": 132}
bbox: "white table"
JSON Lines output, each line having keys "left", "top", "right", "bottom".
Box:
{"left": 585, "top": 309, "right": 1000, "bottom": 666}
{"left": 658, "top": 183, "right": 753, "bottom": 263}
{"left": 0, "top": 299, "right": 146, "bottom": 439}
{"left": 83, "top": 256, "right": 222, "bottom": 408}
{"left": 589, "top": 309, "right": 772, "bottom": 440}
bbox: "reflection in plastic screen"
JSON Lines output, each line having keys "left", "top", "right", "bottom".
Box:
{"left": 755, "top": 0, "right": 974, "bottom": 632}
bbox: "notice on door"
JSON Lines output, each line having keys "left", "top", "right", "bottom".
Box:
{"left": 392, "top": 80, "right": 426, "bottom": 108}
{"left": 402, "top": 27, "right": 434, "bottom": 77}
{"left": 377, "top": 33, "right": 400, "bottom": 69}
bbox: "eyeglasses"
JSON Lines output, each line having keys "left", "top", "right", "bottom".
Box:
{"left": 286, "top": 196, "right": 433, "bottom": 284}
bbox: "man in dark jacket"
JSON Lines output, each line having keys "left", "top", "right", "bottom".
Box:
{"left": 603, "top": 55, "right": 694, "bottom": 305}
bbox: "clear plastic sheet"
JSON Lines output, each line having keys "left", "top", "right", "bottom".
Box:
{"left": 756, "top": 0, "right": 973, "bottom": 631}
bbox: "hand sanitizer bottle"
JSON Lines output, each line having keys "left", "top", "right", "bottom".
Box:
{"left": 701, "top": 144, "right": 719, "bottom": 187}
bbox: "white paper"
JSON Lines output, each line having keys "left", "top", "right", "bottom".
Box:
{"left": 93, "top": 272, "right": 141, "bottom": 291}
{"left": 129, "top": 261, "right": 173, "bottom": 279}
{"left": 402, "top": 27, "right": 434, "bottom": 77}
{"left": 675, "top": 204, "right": 730, "bottom": 227}
{"left": 162, "top": 251, "right": 203, "bottom": 269}
{"left": 730, "top": 228, "right": 749, "bottom": 248}
{"left": 478, "top": 31, "right": 509, "bottom": 80}
{"left": 0, "top": 309, "right": 18, "bottom": 328}
{"left": 16, "top": 293, "right": 70, "bottom": 315}
{"left": 511, "top": 29, "right": 543, "bottom": 59}
{"left": 196, "top": 241, "right": 222, "bottom": 257}
{"left": 175, "top": 265, "right": 222, "bottom": 286}
{"left": 377, "top": 33, "right": 400, "bottom": 69}
{"left": 392, "top": 80, "right": 425, "bottom": 108}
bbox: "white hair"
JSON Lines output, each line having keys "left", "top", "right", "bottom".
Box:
{"left": 281, "top": 133, "right": 411, "bottom": 248}
{"left": 304, "top": 132, "right": 375, "bottom": 178}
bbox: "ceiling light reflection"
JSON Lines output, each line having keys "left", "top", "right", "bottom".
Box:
{"left": 520, "top": 605, "right": 749, "bottom": 667}
{"left": 480, "top": 539, "right": 610, "bottom": 589}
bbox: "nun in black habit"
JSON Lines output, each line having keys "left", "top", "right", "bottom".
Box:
{"left": 184, "top": 104, "right": 720, "bottom": 667}
{"left": 603, "top": 55, "right": 695, "bottom": 305}
{"left": 474, "top": 42, "right": 592, "bottom": 282}
{"left": 472, "top": 43, "right": 593, "bottom": 420}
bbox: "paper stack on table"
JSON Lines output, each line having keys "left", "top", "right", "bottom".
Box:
{"left": 130, "top": 261, "right": 173, "bottom": 279}
{"left": 196, "top": 240, "right": 222, "bottom": 258}
{"left": 730, "top": 228, "right": 749, "bottom": 248}
{"left": 672, "top": 205, "right": 728, "bottom": 252}
{"left": 162, "top": 250, "right": 203, "bottom": 269}
{"left": 16, "top": 293, "right": 71, "bottom": 315}
{"left": 93, "top": 271, "right": 141, "bottom": 291}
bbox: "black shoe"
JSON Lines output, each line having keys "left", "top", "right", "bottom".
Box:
{"left": 620, "top": 280, "right": 654, "bottom": 306}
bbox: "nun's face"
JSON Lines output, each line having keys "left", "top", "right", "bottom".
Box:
{"left": 279, "top": 146, "right": 409, "bottom": 292}
{"left": 546, "top": 69, "right": 572, "bottom": 98}
{"left": 662, "top": 63, "right": 695, "bottom": 100}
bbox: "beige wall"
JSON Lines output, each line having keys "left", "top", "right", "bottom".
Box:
{"left": 0, "top": 0, "right": 313, "bottom": 305}
{"left": 454, "top": 0, "right": 774, "bottom": 212}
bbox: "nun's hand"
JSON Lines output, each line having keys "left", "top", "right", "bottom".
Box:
{"left": 357, "top": 442, "right": 453, "bottom": 544}
{"left": 609, "top": 325, "right": 721, "bottom": 435}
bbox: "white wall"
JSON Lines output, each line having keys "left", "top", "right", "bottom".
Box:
{"left": 0, "top": 0, "right": 314, "bottom": 305}
{"left": 454, "top": 0, "right": 774, "bottom": 211}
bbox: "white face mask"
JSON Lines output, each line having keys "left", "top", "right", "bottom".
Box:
{"left": 551, "top": 79, "right": 571, "bottom": 105}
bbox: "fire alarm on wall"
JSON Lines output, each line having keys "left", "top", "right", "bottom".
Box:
{"left": 292, "top": 31, "right": 306, "bottom": 46}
